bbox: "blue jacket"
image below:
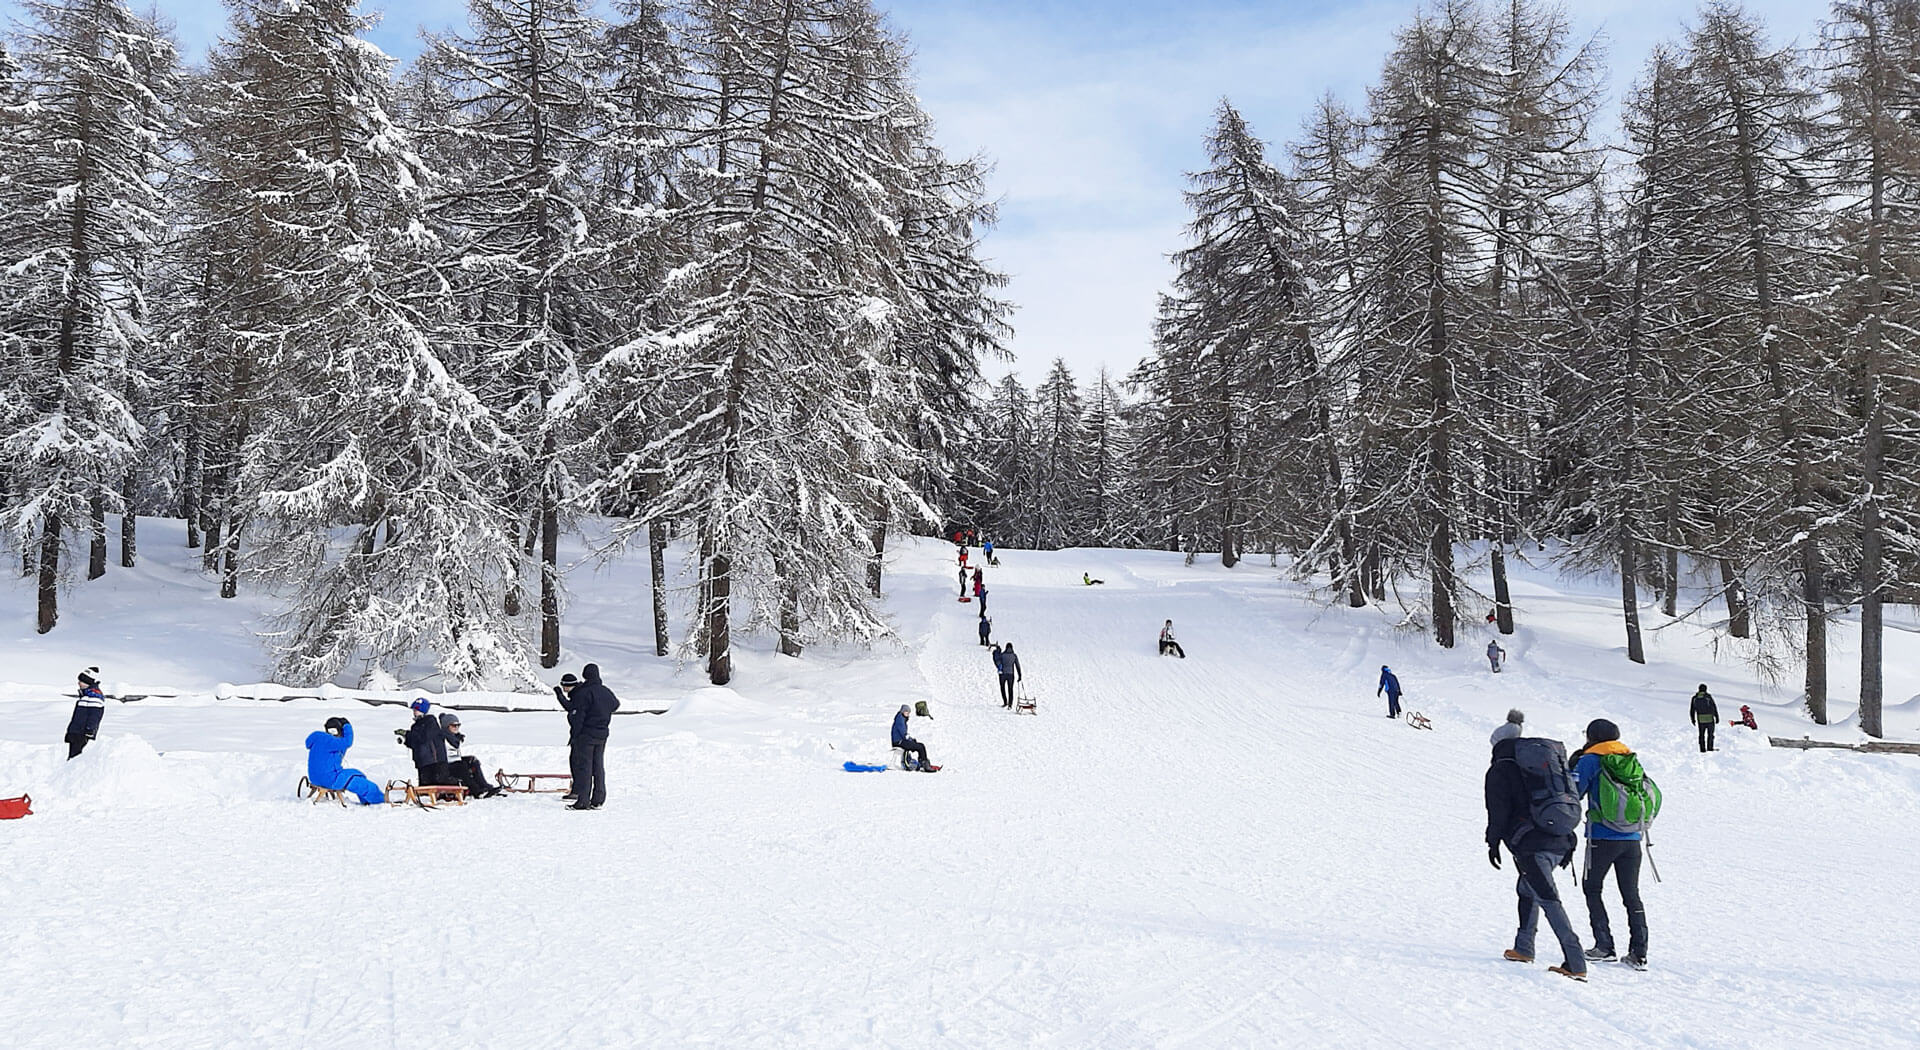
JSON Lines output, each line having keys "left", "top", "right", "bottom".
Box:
{"left": 1573, "top": 752, "right": 1641, "bottom": 841}
{"left": 66, "top": 686, "right": 107, "bottom": 738}
{"left": 891, "top": 710, "right": 911, "bottom": 747}
{"left": 305, "top": 724, "right": 357, "bottom": 790}
{"left": 1378, "top": 669, "right": 1401, "bottom": 697}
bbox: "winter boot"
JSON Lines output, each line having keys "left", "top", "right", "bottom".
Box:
{"left": 1621, "top": 955, "right": 1647, "bottom": 971}
{"left": 1501, "top": 949, "right": 1533, "bottom": 964}
{"left": 1584, "top": 948, "right": 1616, "bottom": 962}
{"left": 1548, "top": 966, "right": 1588, "bottom": 982}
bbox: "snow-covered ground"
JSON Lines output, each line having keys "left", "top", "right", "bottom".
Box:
{"left": 3, "top": 520, "right": 1918, "bottom": 1048}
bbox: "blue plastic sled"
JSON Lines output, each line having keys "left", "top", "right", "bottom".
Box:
{"left": 842, "top": 761, "right": 889, "bottom": 773}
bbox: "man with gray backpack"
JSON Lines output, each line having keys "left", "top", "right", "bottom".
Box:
{"left": 1572, "top": 718, "right": 1660, "bottom": 970}
{"left": 1484, "top": 735, "right": 1588, "bottom": 981}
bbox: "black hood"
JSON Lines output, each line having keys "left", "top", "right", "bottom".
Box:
{"left": 583, "top": 663, "right": 602, "bottom": 684}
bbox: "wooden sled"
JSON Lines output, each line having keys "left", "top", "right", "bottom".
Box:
{"left": 495, "top": 771, "right": 573, "bottom": 794}
{"left": 1015, "top": 693, "right": 1037, "bottom": 715}
{"left": 296, "top": 776, "right": 347, "bottom": 806}
{"left": 384, "top": 780, "right": 469, "bottom": 809}
{"left": 1404, "top": 711, "right": 1433, "bottom": 731}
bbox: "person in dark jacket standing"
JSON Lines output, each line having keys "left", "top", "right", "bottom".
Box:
{"left": 978, "top": 616, "right": 992, "bottom": 647}
{"left": 567, "top": 664, "right": 619, "bottom": 809}
{"left": 1689, "top": 685, "right": 1719, "bottom": 752}
{"left": 1376, "top": 666, "right": 1402, "bottom": 719}
{"left": 991, "top": 643, "right": 1022, "bottom": 709}
{"left": 1485, "top": 736, "right": 1587, "bottom": 980}
{"left": 65, "top": 667, "right": 107, "bottom": 759}
{"left": 555, "top": 673, "right": 581, "bottom": 799}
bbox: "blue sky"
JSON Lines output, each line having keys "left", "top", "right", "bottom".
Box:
{"left": 5, "top": 0, "right": 1828, "bottom": 386}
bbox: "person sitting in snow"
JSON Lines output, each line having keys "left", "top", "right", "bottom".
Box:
{"left": 891, "top": 704, "right": 935, "bottom": 771}
{"left": 305, "top": 717, "right": 384, "bottom": 804}
{"left": 438, "top": 713, "right": 503, "bottom": 798}
{"left": 1158, "top": 620, "right": 1186, "bottom": 658}
{"left": 65, "top": 666, "right": 107, "bottom": 759}
{"left": 1083, "top": 572, "right": 1104, "bottom": 586}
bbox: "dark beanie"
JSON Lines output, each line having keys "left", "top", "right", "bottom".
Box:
{"left": 1586, "top": 718, "right": 1620, "bottom": 746}
{"left": 78, "top": 666, "right": 100, "bottom": 687}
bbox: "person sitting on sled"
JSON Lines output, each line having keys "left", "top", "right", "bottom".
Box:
{"left": 438, "top": 713, "right": 504, "bottom": 798}
{"left": 306, "top": 717, "right": 384, "bottom": 804}
{"left": 1083, "top": 572, "right": 1104, "bottom": 586}
{"left": 1158, "top": 620, "right": 1186, "bottom": 658}
{"left": 892, "top": 704, "right": 936, "bottom": 770}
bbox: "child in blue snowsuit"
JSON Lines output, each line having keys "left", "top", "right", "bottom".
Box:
{"left": 1377, "top": 666, "right": 1402, "bottom": 718}
{"left": 305, "top": 717, "right": 384, "bottom": 804}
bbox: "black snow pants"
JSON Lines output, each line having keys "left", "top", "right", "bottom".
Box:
{"left": 65, "top": 733, "right": 90, "bottom": 760}
{"left": 1697, "top": 721, "right": 1715, "bottom": 752}
{"left": 998, "top": 674, "right": 1016, "bottom": 708}
{"left": 570, "top": 737, "right": 608, "bottom": 806}
{"left": 1583, "top": 838, "right": 1648, "bottom": 960}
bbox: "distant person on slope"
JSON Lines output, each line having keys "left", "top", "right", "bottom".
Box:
{"left": 567, "top": 664, "right": 620, "bottom": 810}
{"left": 1083, "top": 572, "right": 1104, "bottom": 586}
{"left": 439, "top": 713, "right": 503, "bottom": 798}
{"left": 1158, "top": 620, "right": 1186, "bottom": 658}
{"left": 305, "top": 717, "right": 384, "bottom": 804}
{"left": 978, "top": 616, "right": 993, "bottom": 647}
{"left": 991, "top": 643, "right": 1022, "bottom": 709}
{"left": 975, "top": 578, "right": 988, "bottom": 618}
{"left": 983, "top": 538, "right": 997, "bottom": 565}
{"left": 1377, "top": 666, "right": 1402, "bottom": 719}
{"left": 1485, "top": 735, "right": 1587, "bottom": 981}
{"left": 1571, "top": 718, "right": 1654, "bottom": 970}
{"left": 65, "top": 667, "right": 107, "bottom": 759}
{"left": 1486, "top": 639, "right": 1506, "bottom": 673}
{"left": 1689, "top": 685, "right": 1719, "bottom": 753}
{"left": 1489, "top": 709, "right": 1525, "bottom": 748}
{"left": 892, "top": 704, "right": 935, "bottom": 771}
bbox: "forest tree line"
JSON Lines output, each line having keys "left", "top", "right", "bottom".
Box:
{"left": 964, "top": 0, "right": 1920, "bottom": 737}
{"left": 0, "top": 0, "right": 1009, "bottom": 688}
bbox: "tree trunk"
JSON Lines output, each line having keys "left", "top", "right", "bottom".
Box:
{"left": 706, "top": 551, "right": 732, "bottom": 685}
{"left": 867, "top": 519, "right": 887, "bottom": 598}
{"left": 777, "top": 574, "right": 802, "bottom": 657}
{"left": 1719, "top": 558, "right": 1751, "bottom": 639}
{"left": 1424, "top": 138, "right": 1456, "bottom": 650}
{"left": 649, "top": 520, "right": 669, "bottom": 658}
{"left": 1661, "top": 488, "right": 1679, "bottom": 618}
{"left": 119, "top": 474, "right": 136, "bottom": 568}
{"left": 1857, "top": 8, "right": 1889, "bottom": 739}
{"left": 36, "top": 513, "right": 60, "bottom": 634}
{"left": 1620, "top": 539, "right": 1645, "bottom": 664}
{"left": 183, "top": 429, "right": 202, "bottom": 550}
{"left": 539, "top": 484, "right": 560, "bottom": 669}
{"left": 218, "top": 518, "right": 241, "bottom": 599}
{"left": 88, "top": 494, "right": 107, "bottom": 580}
{"left": 1491, "top": 544, "right": 1513, "bottom": 635}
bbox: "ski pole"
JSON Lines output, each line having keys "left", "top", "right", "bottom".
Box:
{"left": 1643, "top": 826, "right": 1662, "bottom": 884}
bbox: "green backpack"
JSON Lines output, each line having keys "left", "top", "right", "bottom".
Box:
{"left": 1591, "top": 752, "right": 1663, "bottom": 835}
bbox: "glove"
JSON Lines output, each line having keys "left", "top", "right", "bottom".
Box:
{"left": 1487, "top": 844, "right": 1502, "bottom": 869}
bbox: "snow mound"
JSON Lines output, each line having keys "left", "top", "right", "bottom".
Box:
{"left": 35, "top": 735, "right": 208, "bottom": 813}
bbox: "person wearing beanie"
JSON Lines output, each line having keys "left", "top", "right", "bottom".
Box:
{"left": 404, "top": 699, "right": 455, "bottom": 785}
{"left": 65, "top": 667, "right": 107, "bottom": 759}
{"left": 304, "top": 716, "right": 384, "bottom": 804}
{"left": 978, "top": 615, "right": 993, "bottom": 647}
{"left": 1689, "top": 685, "right": 1719, "bottom": 752}
{"left": 566, "top": 664, "right": 620, "bottom": 809}
{"left": 891, "top": 704, "right": 936, "bottom": 770}
{"left": 1485, "top": 734, "right": 1586, "bottom": 980}
{"left": 1571, "top": 718, "right": 1649, "bottom": 970}
{"left": 1377, "top": 666, "right": 1402, "bottom": 719}
{"left": 438, "top": 713, "right": 503, "bottom": 798}
{"left": 1488, "top": 709, "right": 1525, "bottom": 748}
{"left": 556, "top": 674, "right": 583, "bottom": 799}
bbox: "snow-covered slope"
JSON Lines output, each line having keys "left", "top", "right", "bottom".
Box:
{"left": 2, "top": 523, "right": 1917, "bottom": 1049}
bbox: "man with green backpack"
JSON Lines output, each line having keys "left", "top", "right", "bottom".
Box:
{"left": 1571, "top": 718, "right": 1661, "bottom": 971}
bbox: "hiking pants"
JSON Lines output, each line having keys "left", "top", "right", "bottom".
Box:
{"left": 65, "top": 733, "right": 90, "bottom": 760}
{"left": 570, "top": 737, "right": 608, "bottom": 806}
{"left": 998, "top": 674, "right": 1016, "bottom": 707}
{"left": 1514, "top": 849, "right": 1585, "bottom": 972}
{"left": 1385, "top": 691, "right": 1401, "bottom": 718}
{"left": 898, "top": 738, "right": 929, "bottom": 767}
{"left": 977, "top": 594, "right": 988, "bottom": 617}
{"left": 1697, "top": 721, "right": 1715, "bottom": 752}
{"left": 1489, "top": 655, "right": 1501, "bottom": 672}
{"left": 1583, "top": 838, "right": 1647, "bottom": 960}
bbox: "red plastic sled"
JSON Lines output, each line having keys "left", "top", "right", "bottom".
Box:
{"left": 0, "top": 794, "right": 32, "bottom": 819}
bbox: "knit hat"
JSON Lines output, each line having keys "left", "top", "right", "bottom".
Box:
{"left": 439, "top": 712, "right": 460, "bottom": 728}
{"left": 410, "top": 697, "right": 431, "bottom": 714}
{"left": 1585, "top": 718, "right": 1621, "bottom": 746}
{"left": 1489, "top": 722, "right": 1523, "bottom": 747}
{"left": 1505, "top": 709, "right": 1524, "bottom": 726}
{"left": 559, "top": 673, "right": 580, "bottom": 687}
{"left": 77, "top": 667, "right": 100, "bottom": 688}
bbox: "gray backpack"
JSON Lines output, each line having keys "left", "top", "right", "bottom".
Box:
{"left": 1502, "top": 737, "right": 1582, "bottom": 845}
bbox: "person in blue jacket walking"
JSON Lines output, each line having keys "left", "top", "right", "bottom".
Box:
{"left": 1377, "top": 666, "right": 1402, "bottom": 718}
{"left": 305, "top": 717, "right": 384, "bottom": 804}
{"left": 1571, "top": 718, "right": 1649, "bottom": 969}
{"left": 65, "top": 666, "right": 107, "bottom": 759}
